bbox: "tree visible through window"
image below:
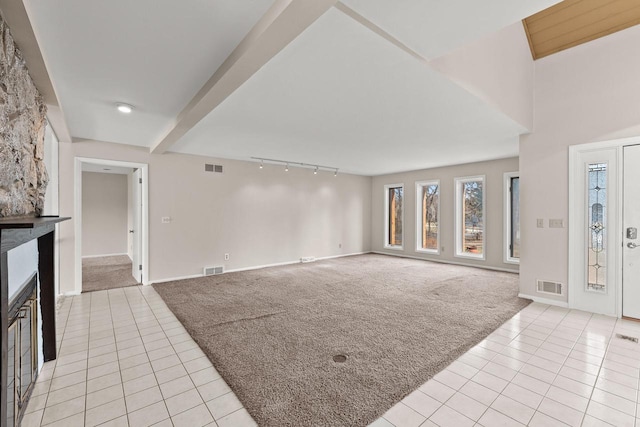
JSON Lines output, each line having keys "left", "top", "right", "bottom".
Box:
{"left": 456, "top": 177, "right": 484, "bottom": 257}
{"left": 387, "top": 186, "right": 403, "bottom": 247}
{"left": 419, "top": 183, "right": 439, "bottom": 251}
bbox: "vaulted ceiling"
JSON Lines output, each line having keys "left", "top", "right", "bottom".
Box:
{"left": 24, "top": 0, "right": 565, "bottom": 175}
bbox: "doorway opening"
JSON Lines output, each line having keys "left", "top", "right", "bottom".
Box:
{"left": 569, "top": 136, "right": 640, "bottom": 318}
{"left": 74, "top": 158, "right": 149, "bottom": 294}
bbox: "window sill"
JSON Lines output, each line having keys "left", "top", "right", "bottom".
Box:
{"left": 416, "top": 248, "right": 440, "bottom": 255}
{"left": 384, "top": 245, "right": 404, "bottom": 251}
{"left": 454, "top": 253, "right": 486, "bottom": 261}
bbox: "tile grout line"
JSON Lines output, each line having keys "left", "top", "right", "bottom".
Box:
{"left": 394, "top": 304, "right": 550, "bottom": 426}
{"left": 123, "top": 286, "right": 180, "bottom": 424}
{"left": 428, "top": 305, "right": 590, "bottom": 426}
{"left": 137, "top": 286, "right": 221, "bottom": 422}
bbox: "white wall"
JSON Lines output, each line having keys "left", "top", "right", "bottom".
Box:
{"left": 58, "top": 140, "right": 372, "bottom": 292}
{"left": 519, "top": 25, "right": 640, "bottom": 302}
{"left": 430, "top": 22, "right": 534, "bottom": 131}
{"left": 81, "top": 172, "right": 129, "bottom": 257}
{"left": 42, "top": 124, "right": 59, "bottom": 216}
{"left": 371, "top": 157, "right": 519, "bottom": 271}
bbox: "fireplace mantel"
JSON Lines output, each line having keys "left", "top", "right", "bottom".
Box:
{"left": 1, "top": 215, "right": 69, "bottom": 427}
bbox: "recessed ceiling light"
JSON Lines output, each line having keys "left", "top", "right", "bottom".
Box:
{"left": 116, "top": 103, "right": 133, "bottom": 114}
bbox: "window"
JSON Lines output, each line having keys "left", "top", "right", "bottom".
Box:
{"left": 587, "top": 163, "right": 607, "bottom": 292}
{"left": 504, "top": 172, "right": 520, "bottom": 263}
{"left": 416, "top": 181, "right": 439, "bottom": 253}
{"left": 384, "top": 184, "right": 404, "bottom": 248}
{"left": 455, "top": 176, "right": 485, "bottom": 259}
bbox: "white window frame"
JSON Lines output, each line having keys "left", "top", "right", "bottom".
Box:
{"left": 504, "top": 172, "right": 520, "bottom": 264}
{"left": 384, "top": 183, "right": 404, "bottom": 250}
{"left": 415, "top": 180, "right": 440, "bottom": 254}
{"left": 455, "top": 175, "right": 486, "bottom": 260}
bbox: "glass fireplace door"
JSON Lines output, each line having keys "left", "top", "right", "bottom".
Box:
{"left": 6, "top": 290, "right": 37, "bottom": 427}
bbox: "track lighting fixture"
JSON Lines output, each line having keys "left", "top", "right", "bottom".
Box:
{"left": 250, "top": 157, "right": 339, "bottom": 176}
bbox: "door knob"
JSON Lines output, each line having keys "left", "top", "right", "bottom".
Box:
{"left": 628, "top": 242, "right": 638, "bottom": 249}
{"left": 129, "top": 230, "right": 134, "bottom": 233}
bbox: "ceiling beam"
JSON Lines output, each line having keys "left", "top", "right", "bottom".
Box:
{"left": 151, "top": 0, "right": 338, "bottom": 154}
{"left": 334, "top": 2, "right": 429, "bottom": 65}
{"left": 0, "top": 0, "right": 72, "bottom": 142}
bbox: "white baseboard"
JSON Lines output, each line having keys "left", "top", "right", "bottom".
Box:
{"left": 371, "top": 251, "right": 519, "bottom": 274}
{"left": 82, "top": 253, "right": 128, "bottom": 259}
{"left": 150, "top": 252, "right": 370, "bottom": 284}
{"left": 63, "top": 291, "right": 81, "bottom": 296}
{"left": 518, "top": 293, "right": 569, "bottom": 308}
{"left": 150, "top": 274, "right": 203, "bottom": 285}
{"left": 224, "top": 252, "right": 370, "bottom": 274}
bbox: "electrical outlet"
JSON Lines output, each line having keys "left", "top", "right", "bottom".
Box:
{"left": 338, "top": 243, "right": 342, "bottom": 248}
{"left": 441, "top": 246, "right": 445, "bottom": 252}
{"left": 224, "top": 253, "right": 230, "bottom": 261}
{"left": 549, "top": 219, "right": 564, "bottom": 228}
{"left": 537, "top": 219, "right": 544, "bottom": 228}
{"left": 161, "top": 217, "right": 171, "bottom": 224}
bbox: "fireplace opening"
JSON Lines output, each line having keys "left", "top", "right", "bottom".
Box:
{"left": 6, "top": 273, "right": 38, "bottom": 427}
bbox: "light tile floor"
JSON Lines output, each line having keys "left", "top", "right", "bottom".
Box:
{"left": 21, "top": 286, "right": 256, "bottom": 427}
{"left": 371, "top": 302, "right": 640, "bottom": 427}
{"left": 22, "top": 288, "right": 640, "bottom": 426}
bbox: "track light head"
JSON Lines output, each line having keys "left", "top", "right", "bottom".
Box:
{"left": 314, "top": 166, "right": 318, "bottom": 175}
{"left": 285, "top": 164, "right": 289, "bottom": 172}
{"left": 259, "top": 160, "right": 263, "bottom": 169}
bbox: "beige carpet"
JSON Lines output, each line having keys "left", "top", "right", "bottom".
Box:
{"left": 82, "top": 255, "right": 140, "bottom": 293}
{"left": 153, "top": 254, "right": 530, "bottom": 427}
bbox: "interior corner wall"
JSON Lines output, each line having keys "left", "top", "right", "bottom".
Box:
{"left": 519, "top": 25, "right": 640, "bottom": 303}
{"left": 58, "top": 140, "right": 372, "bottom": 293}
{"left": 371, "top": 157, "right": 519, "bottom": 271}
{"left": 81, "top": 172, "right": 128, "bottom": 257}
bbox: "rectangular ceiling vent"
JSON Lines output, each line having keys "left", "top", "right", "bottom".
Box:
{"left": 203, "top": 266, "right": 224, "bottom": 276}
{"left": 205, "top": 164, "right": 223, "bottom": 173}
{"left": 536, "top": 280, "right": 563, "bottom": 296}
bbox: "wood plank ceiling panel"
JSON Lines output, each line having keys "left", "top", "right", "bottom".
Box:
{"left": 523, "top": 0, "right": 640, "bottom": 59}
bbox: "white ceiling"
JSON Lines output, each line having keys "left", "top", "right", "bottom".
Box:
{"left": 25, "top": 0, "right": 275, "bottom": 146}
{"left": 25, "top": 0, "right": 562, "bottom": 175}
{"left": 340, "top": 0, "right": 563, "bottom": 60}
{"left": 170, "top": 7, "right": 526, "bottom": 175}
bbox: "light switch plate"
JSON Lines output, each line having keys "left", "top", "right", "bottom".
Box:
{"left": 537, "top": 219, "right": 544, "bottom": 228}
{"left": 161, "top": 217, "right": 171, "bottom": 224}
{"left": 549, "top": 219, "right": 564, "bottom": 228}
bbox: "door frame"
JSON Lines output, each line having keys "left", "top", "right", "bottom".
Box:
{"left": 568, "top": 135, "right": 640, "bottom": 317}
{"left": 74, "top": 157, "right": 150, "bottom": 294}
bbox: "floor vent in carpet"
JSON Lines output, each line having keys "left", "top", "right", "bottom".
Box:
{"left": 615, "top": 333, "right": 639, "bottom": 343}
{"left": 333, "top": 354, "right": 348, "bottom": 363}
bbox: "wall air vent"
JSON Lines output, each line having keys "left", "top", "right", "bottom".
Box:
{"left": 204, "top": 266, "right": 224, "bottom": 276}
{"left": 536, "top": 280, "right": 563, "bottom": 296}
{"left": 205, "top": 164, "right": 223, "bottom": 173}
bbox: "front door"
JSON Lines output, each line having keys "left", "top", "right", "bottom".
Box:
{"left": 623, "top": 144, "right": 640, "bottom": 319}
